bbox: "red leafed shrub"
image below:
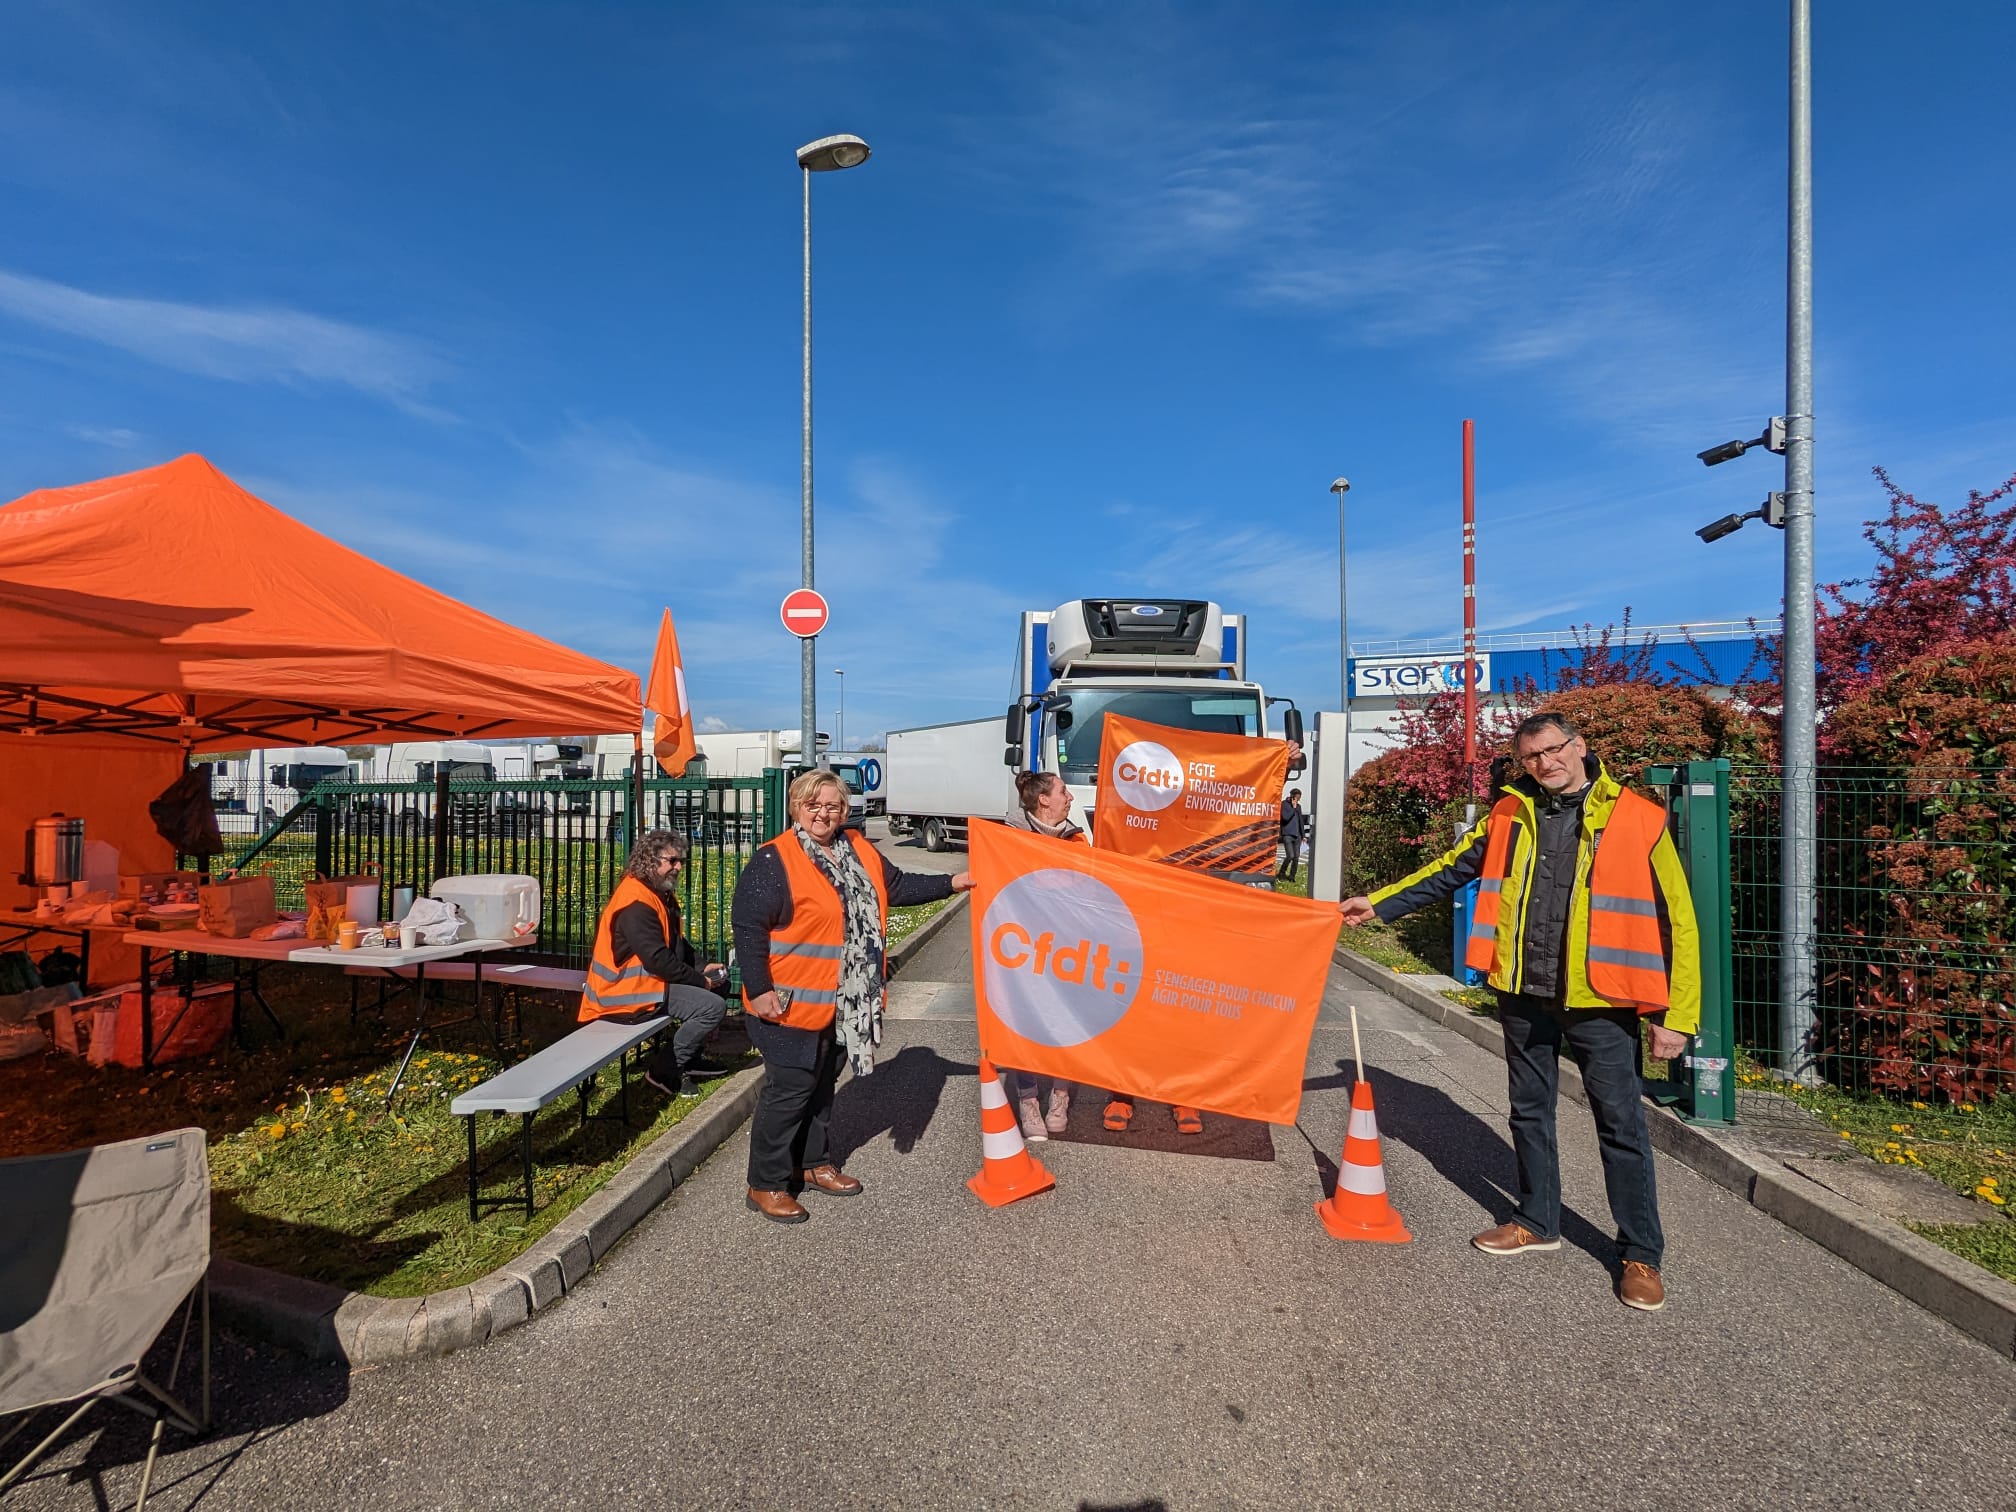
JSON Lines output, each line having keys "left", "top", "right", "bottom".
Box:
{"left": 1817, "top": 640, "right": 2016, "bottom": 1102}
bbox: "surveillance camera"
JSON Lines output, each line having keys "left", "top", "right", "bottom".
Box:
{"left": 1696, "top": 513, "right": 1747, "bottom": 544}
{"left": 1696, "top": 439, "right": 1749, "bottom": 467}
{"left": 1330, "top": 477, "right": 1351, "bottom": 495}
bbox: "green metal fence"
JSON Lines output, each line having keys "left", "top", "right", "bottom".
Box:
{"left": 1729, "top": 762, "right": 2016, "bottom": 1105}
{"left": 199, "top": 770, "right": 789, "bottom": 971}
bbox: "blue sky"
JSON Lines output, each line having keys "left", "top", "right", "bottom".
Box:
{"left": 2, "top": 1, "right": 2010, "bottom": 747}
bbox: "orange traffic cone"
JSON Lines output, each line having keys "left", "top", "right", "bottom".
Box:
{"left": 1315, "top": 1079, "right": 1411, "bottom": 1243}
{"left": 967, "top": 1058, "right": 1056, "bottom": 1207}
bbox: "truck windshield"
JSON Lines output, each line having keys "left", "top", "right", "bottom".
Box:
{"left": 1053, "top": 688, "right": 1263, "bottom": 785}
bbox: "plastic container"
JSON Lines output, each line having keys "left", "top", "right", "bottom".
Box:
{"left": 430, "top": 874, "right": 540, "bottom": 942}
{"left": 346, "top": 879, "right": 381, "bottom": 925}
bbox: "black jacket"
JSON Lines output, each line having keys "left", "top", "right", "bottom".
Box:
{"left": 731, "top": 836, "right": 954, "bottom": 998}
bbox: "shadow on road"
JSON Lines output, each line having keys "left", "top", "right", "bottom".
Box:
{"left": 1297, "top": 1059, "right": 1615, "bottom": 1265}
{"left": 830, "top": 1043, "right": 979, "bottom": 1161}
{"left": 6, "top": 1329, "right": 350, "bottom": 1512}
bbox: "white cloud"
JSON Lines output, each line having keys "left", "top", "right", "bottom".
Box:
{"left": 0, "top": 267, "right": 449, "bottom": 414}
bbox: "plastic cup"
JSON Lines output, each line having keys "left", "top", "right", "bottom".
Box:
{"left": 337, "top": 921, "right": 359, "bottom": 951}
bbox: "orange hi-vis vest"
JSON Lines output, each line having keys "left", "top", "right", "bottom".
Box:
{"left": 1464, "top": 786, "right": 1673, "bottom": 1009}
{"left": 765, "top": 830, "right": 890, "bottom": 1032}
{"left": 579, "top": 875, "right": 673, "bottom": 1022}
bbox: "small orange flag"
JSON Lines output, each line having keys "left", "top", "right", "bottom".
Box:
{"left": 1092, "top": 713, "right": 1290, "bottom": 875}
{"left": 645, "top": 608, "right": 697, "bottom": 776}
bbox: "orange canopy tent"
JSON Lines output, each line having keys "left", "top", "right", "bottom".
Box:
{"left": 0, "top": 454, "right": 640, "bottom": 749}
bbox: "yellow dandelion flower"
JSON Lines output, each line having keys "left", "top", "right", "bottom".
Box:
{"left": 345, "top": 1110, "right": 356, "bottom": 1122}
{"left": 267, "top": 1124, "right": 286, "bottom": 1139}
{"left": 1885, "top": 1141, "right": 1901, "bottom": 1150}
{"left": 1839, "top": 1131, "right": 1853, "bottom": 1139}
{"left": 1988, "top": 1194, "right": 2007, "bottom": 1207}
{"left": 1911, "top": 1101, "right": 1927, "bottom": 1110}
{"left": 331, "top": 1088, "right": 347, "bottom": 1102}
{"left": 1890, "top": 1124, "right": 1908, "bottom": 1134}
{"left": 1983, "top": 1176, "right": 2000, "bottom": 1188}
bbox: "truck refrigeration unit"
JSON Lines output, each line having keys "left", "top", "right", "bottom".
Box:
{"left": 887, "top": 598, "right": 1302, "bottom": 880}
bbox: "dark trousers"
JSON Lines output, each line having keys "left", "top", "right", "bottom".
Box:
{"left": 745, "top": 1016, "right": 843, "bottom": 1189}
{"left": 1497, "top": 993, "right": 1664, "bottom": 1268}
{"left": 608, "top": 983, "right": 727, "bottom": 1086}
{"left": 1276, "top": 835, "right": 1302, "bottom": 881}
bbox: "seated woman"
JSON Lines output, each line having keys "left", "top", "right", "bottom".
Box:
{"left": 731, "top": 770, "right": 973, "bottom": 1224}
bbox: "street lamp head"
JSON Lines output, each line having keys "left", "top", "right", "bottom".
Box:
{"left": 797, "top": 134, "right": 872, "bottom": 172}
{"left": 1330, "top": 477, "right": 1351, "bottom": 496}
{"left": 1695, "top": 512, "right": 1748, "bottom": 544}
{"left": 1697, "top": 438, "right": 1751, "bottom": 467}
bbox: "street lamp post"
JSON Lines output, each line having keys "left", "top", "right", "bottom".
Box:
{"left": 832, "top": 667, "right": 846, "bottom": 754}
{"left": 796, "top": 132, "right": 872, "bottom": 769}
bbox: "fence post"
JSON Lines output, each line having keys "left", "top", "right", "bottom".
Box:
{"left": 1648, "top": 759, "right": 1737, "bottom": 1125}
{"left": 312, "top": 794, "right": 333, "bottom": 880}
{"left": 626, "top": 754, "right": 643, "bottom": 850}
{"left": 432, "top": 769, "right": 451, "bottom": 884}
{"left": 761, "top": 768, "right": 789, "bottom": 843}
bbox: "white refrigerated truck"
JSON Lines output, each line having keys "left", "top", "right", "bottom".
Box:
{"left": 887, "top": 597, "right": 1303, "bottom": 875}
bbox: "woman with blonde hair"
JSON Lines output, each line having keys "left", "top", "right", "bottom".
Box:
{"left": 731, "top": 769, "right": 972, "bottom": 1224}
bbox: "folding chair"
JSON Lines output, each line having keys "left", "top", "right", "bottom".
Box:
{"left": 0, "top": 1127, "right": 212, "bottom": 1509}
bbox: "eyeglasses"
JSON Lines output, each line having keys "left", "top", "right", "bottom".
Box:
{"left": 1518, "top": 736, "right": 1579, "bottom": 769}
{"left": 659, "top": 855, "right": 686, "bottom": 869}
{"left": 802, "top": 803, "right": 847, "bottom": 817}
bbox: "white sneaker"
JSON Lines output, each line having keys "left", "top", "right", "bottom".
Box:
{"left": 1018, "top": 1097, "right": 1048, "bottom": 1142}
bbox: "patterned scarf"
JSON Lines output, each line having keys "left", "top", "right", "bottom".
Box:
{"left": 794, "top": 827, "right": 886, "bottom": 1075}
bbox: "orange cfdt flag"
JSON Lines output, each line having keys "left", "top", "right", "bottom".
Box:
{"left": 969, "top": 821, "right": 1335, "bottom": 1125}
{"left": 645, "top": 608, "right": 698, "bottom": 776}
{"left": 1092, "top": 713, "right": 1290, "bottom": 875}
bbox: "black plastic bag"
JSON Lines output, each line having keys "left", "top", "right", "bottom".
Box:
{"left": 150, "top": 765, "right": 224, "bottom": 856}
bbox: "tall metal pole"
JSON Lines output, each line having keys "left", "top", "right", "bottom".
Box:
{"left": 1780, "top": 0, "right": 1819, "bottom": 1082}
{"left": 801, "top": 166, "right": 818, "bottom": 767}
{"left": 1462, "top": 419, "right": 1478, "bottom": 814}
{"left": 1337, "top": 490, "right": 1349, "bottom": 762}
{"left": 834, "top": 669, "right": 845, "bottom": 754}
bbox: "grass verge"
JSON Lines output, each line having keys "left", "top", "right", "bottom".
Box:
{"left": 0, "top": 966, "right": 753, "bottom": 1299}
{"left": 1736, "top": 1052, "right": 2014, "bottom": 1278}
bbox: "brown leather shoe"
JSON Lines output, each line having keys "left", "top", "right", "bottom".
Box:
{"left": 1471, "top": 1221, "right": 1563, "bottom": 1255}
{"left": 801, "top": 1164, "right": 863, "bottom": 1196}
{"left": 746, "top": 1187, "right": 809, "bottom": 1223}
{"left": 1618, "top": 1260, "right": 1666, "bottom": 1311}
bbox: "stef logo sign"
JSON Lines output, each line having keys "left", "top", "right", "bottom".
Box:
{"left": 1109, "top": 739, "right": 1185, "bottom": 812}
{"left": 1351, "top": 653, "right": 1491, "bottom": 698}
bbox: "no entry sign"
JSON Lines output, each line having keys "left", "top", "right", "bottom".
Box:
{"left": 780, "top": 588, "right": 830, "bottom": 639}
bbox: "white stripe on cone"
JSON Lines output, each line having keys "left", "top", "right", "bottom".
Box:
{"left": 1338, "top": 1160, "right": 1388, "bottom": 1196}
{"left": 979, "top": 1077, "right": 1009, "bottom": 1111}
{"left": 982, "top": 1127, "right": 1026, "bottom": 1161}
{"left": 1348, "top": 1107, "right": 1380, "bottom": 1141}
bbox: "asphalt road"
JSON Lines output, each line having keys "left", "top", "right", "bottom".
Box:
{"left": 13, "top": 904, "right": 2016, "bottom": 1511}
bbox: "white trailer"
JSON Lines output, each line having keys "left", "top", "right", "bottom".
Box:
{"left": 693, "top": 728, "right": 824, "bottom": 779}
{"left": 825, "top": 750, "right": 886, "bottom": 817}
{"left": 885, "top": 717, "right": 1015, "bottom": 852}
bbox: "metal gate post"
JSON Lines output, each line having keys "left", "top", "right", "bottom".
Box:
{"left": 1648, "top": 759, "right": 1737, "bottom": 1125}
{"left": 431, "top": 769, "right": 452, "bottom": 885}
{"left": 760, "top": 768, "right": 788, "bottom": 843}
{"left": 312, "top": 795, "right": 334, "bottom": 880}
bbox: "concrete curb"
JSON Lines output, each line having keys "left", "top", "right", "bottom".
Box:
{"left": 1332, "top": 945, "right": 2016, "bottom": 1361}
{"left": 887, "top": 891, "right": 969, "bottom": 977}
{"left": 209, "top": 1064, "right": 766, "bottom": 1364}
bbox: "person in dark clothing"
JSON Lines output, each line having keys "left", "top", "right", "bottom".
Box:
{"left": 731, "top": 770, "right": 972, "bottom": 1223}
{"left": 1339, "top": 713, "right": 1699, "bottom": 1313}
{"left": 578, "top": 829, "right": 731, "bottom": 1098}
{"left": 1277, "top": 787, "right": 1309, "bottom": 881}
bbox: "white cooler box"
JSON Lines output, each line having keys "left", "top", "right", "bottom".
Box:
{"left": 430, "top": 874, "right": 540, "bottom": 943}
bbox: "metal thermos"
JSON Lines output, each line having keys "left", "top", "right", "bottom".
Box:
{"left": 23, "top": 814, "right": 85, "bottom": 887}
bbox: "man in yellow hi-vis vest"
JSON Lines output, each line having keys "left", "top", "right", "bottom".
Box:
{"left": 1341, "top": 713, "right": 1697, "bottom": 1312}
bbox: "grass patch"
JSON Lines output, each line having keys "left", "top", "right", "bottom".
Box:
{"left": 1737, "top": 1052, "right": 2013, "bottom": 1280}
{"left": 1335, "top": 919, "right": 1498, "bottom": 1015}
{"left": 886, "top": 894, "right": 954, "bottom": 947}
{"left": 0, "top": 966, "right": 753, "bottom": 1298}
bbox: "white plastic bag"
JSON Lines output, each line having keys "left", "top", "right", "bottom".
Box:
{"left": 397, "top": 896, "right": 465, "bottom": 947}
